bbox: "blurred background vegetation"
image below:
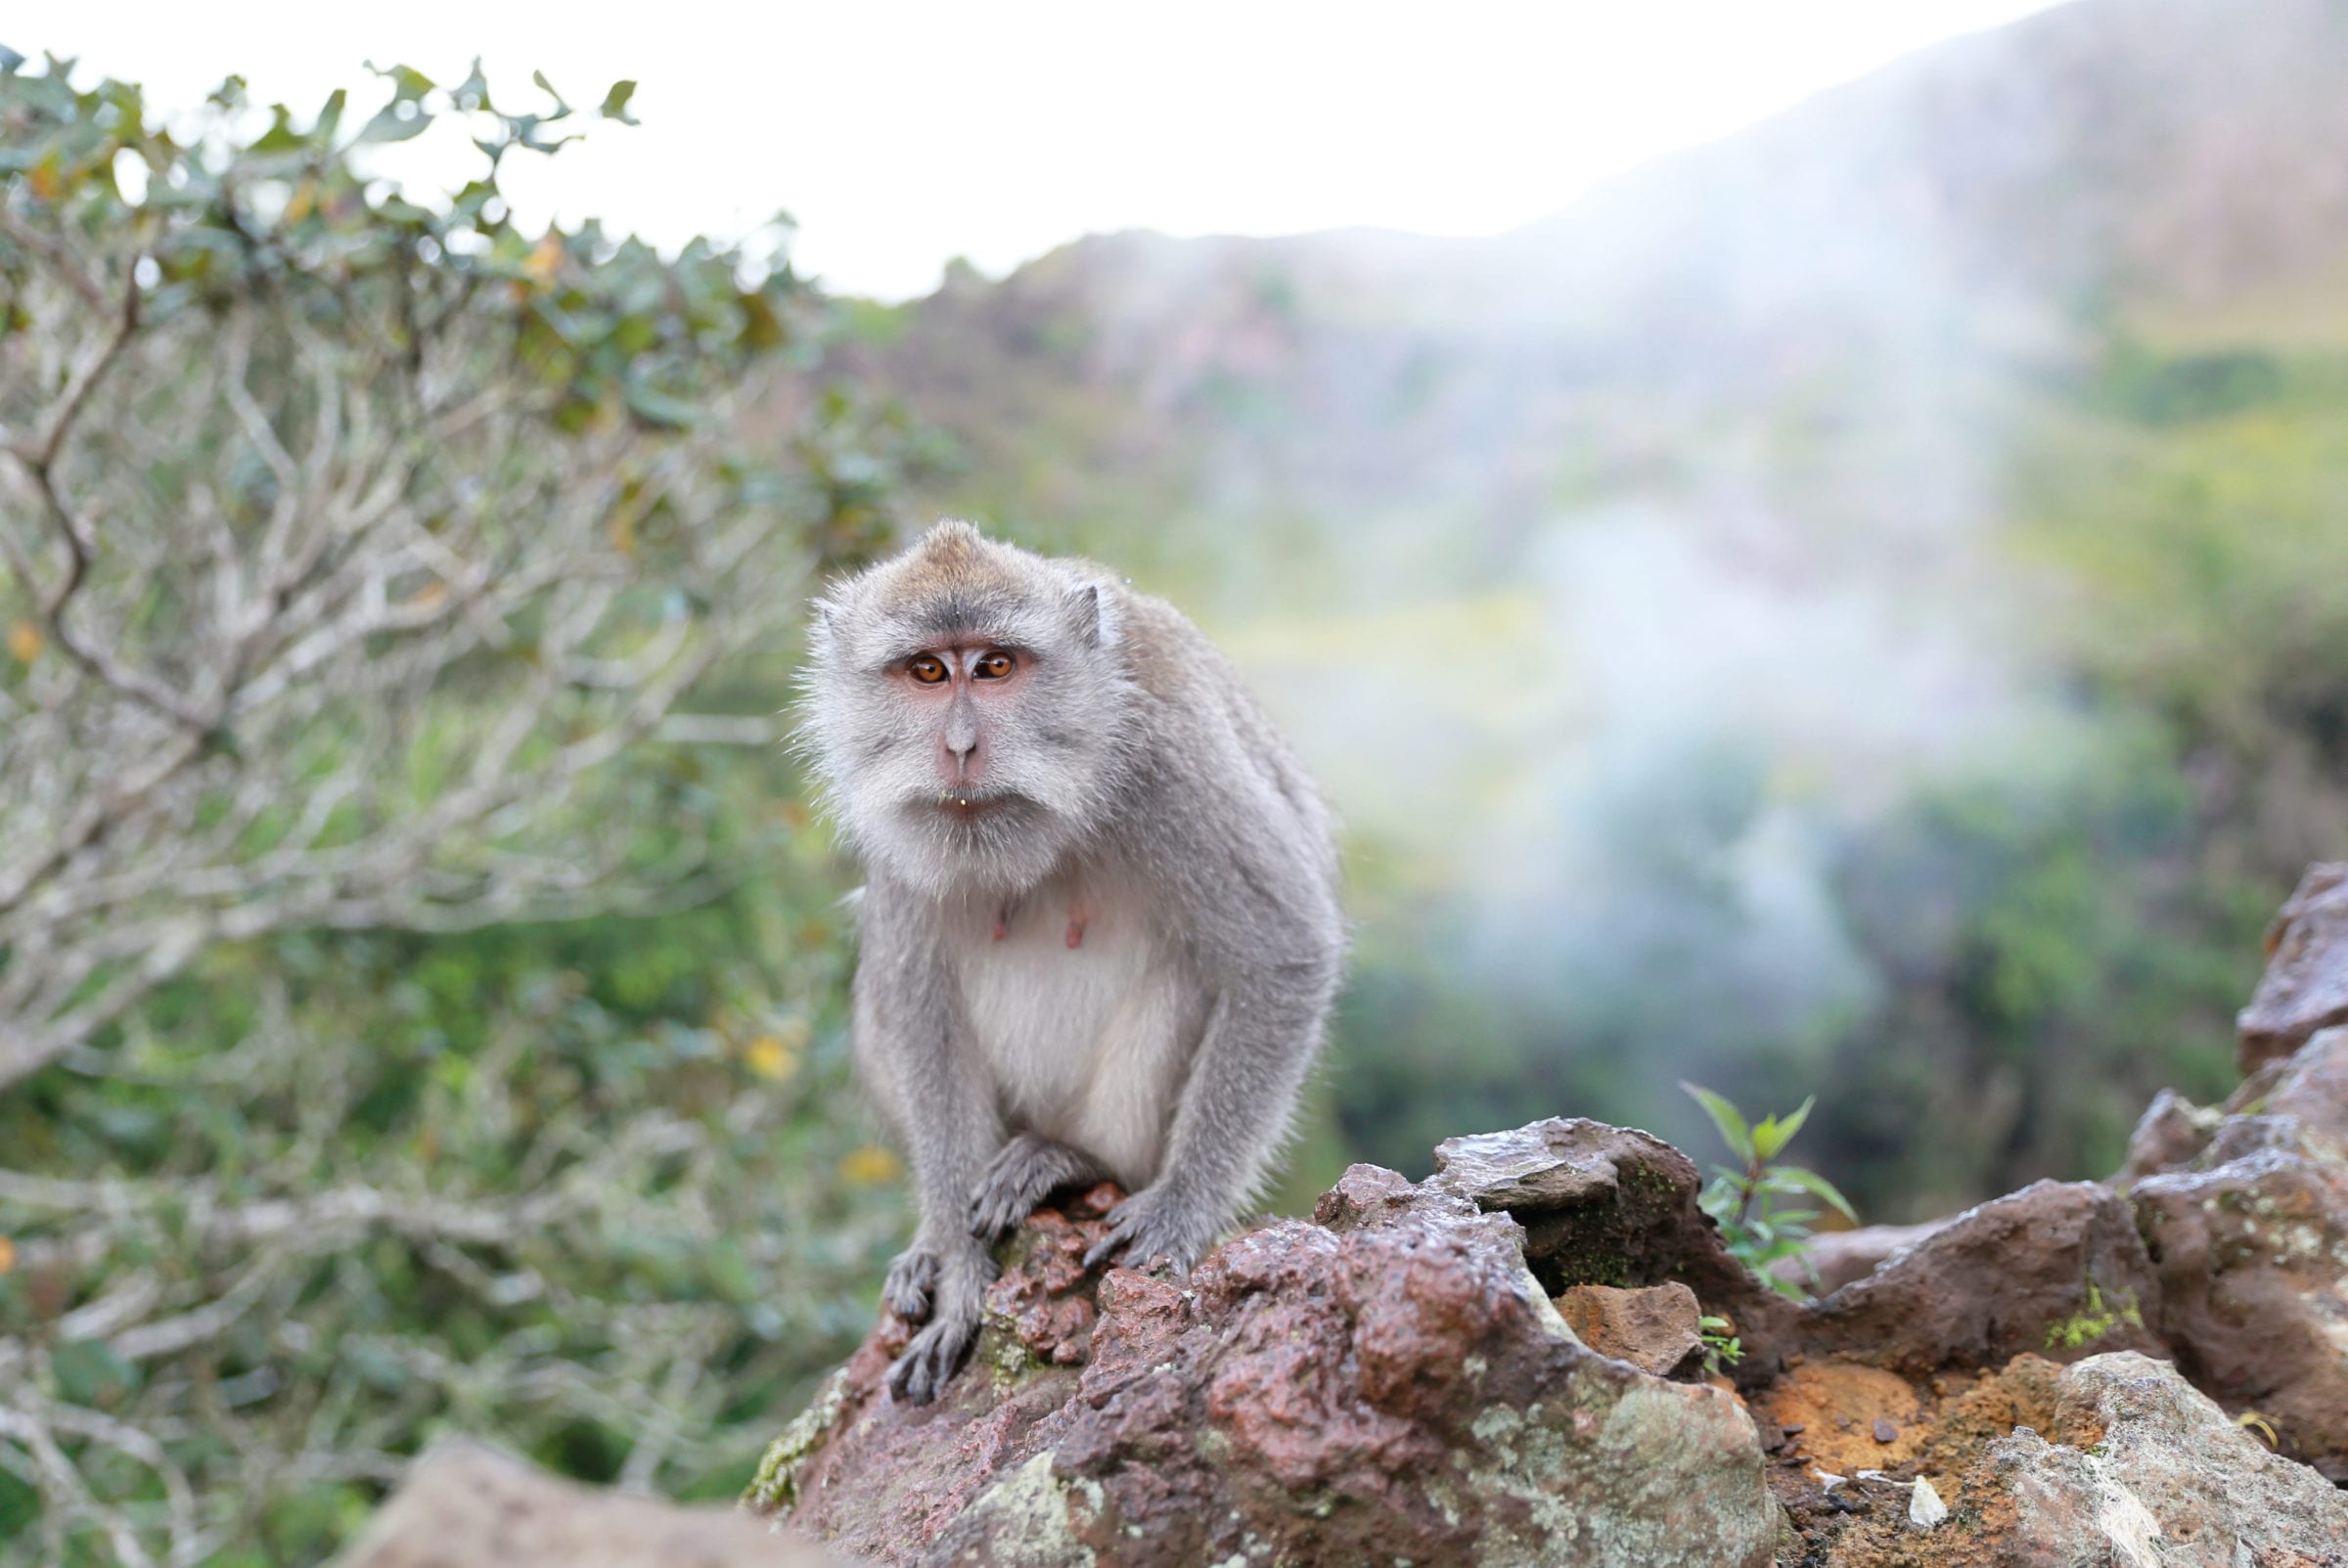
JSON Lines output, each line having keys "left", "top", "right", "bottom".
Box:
{"left": 5, "top": 0, "right": 2348, "bottom": 1559}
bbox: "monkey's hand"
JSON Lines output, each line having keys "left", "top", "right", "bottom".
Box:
{"left": 1080, "top": 1183, "right": 1220, "bottom": 1275}
{"left": 969, "top": 1134, "right": 1103, "bottom": 1240}
{"left": 882, "top": 1237, "right": 995, "bottom": 1405}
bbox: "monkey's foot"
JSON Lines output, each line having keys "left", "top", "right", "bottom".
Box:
{"left": 969, "top": 1134, "right": 1105, "bottom": 1239}
{"left": 1081, "top": 1184, "right": 1217, "bottom": 1274}
{"left": 881, "top": 1247, "right": 940, "bottom": 1322}
{"left": 884, "top": 1308, "right": 980, "bottom": 1405}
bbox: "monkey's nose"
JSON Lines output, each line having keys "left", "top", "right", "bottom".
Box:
{"left": 939, "top": 734, "right": 982, "bottom": 784}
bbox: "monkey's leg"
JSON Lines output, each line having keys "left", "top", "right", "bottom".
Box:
{"left": 854, "top": 920, "right": 1007, "bottom": 1403}
{"left": 969, "top": 1133, "right": 1106, "bottom": 1240}
{"left": 1083, "top": 959, "right": 1335, "bottom": 1275}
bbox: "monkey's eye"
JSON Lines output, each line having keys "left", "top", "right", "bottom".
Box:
{"left": 971, "top": 650, "right": 1016, "bottom": 681}
{"left": 908, "top": 654, "right": 949, "bottom": 685}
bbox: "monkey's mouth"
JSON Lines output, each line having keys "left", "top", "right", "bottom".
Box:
{"left": 931, "top": 790, "right": 1019, "bottom": 823}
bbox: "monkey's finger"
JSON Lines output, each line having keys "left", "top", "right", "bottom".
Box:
{"left": 885, "top": 1321, "right": 971, "bottom": 1404}
{"left": 882, "top": 1250, "right": 940, "bottom": 1321}
{"left": 1081, "top": 1220, "right": 1136, "bottom": 1271}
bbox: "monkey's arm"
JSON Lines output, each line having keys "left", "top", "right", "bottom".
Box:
{"left": 854, "top": 879, "right": 1005, "bottom": 1403}
{"left": 1083, "top": 851, "right": 1342, "bottom": 1272}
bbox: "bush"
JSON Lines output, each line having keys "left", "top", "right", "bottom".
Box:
{"left": 0, "top": 58, "right": 908, "bottom": 1566}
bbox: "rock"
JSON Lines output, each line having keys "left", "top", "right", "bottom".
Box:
{"left": 2131, "top": 1108, "right": 2348, "bottom": 1482}
{"left": 328, "top": 1439, "right": 837, "bottom": 1568}
{"left": 1429, "top": 1118, "right": 1799, "bottom": 1377}
{"left": 2261, "top": 1022, "right": 2348, "bottom": 1142}
{"left": 749, "top": 1164, "right": 1781, "bottom": 1568}
{"left": 1796, "top": 1353, "right": 2348, "bottom": 1565}
{"left": 1767, "top": 1221, "right": 1953, "bottom": 1296}
{"left": 1801, "top": 1181, "right": 2165, "bottom": 1375}
{"left": 2238, "top": 861, "right": 2348, "bottom": 1072}
{"left": 2113, "top": 1088, "right": 2223, "bottom": 1186}
{"left": 1828, "top": 1353, "right": 2348, "bottom": 1567}
{"left": 1555, "top": 1281, "right": 1707, "bottom": 1379}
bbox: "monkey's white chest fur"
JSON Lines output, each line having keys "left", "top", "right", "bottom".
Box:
{"left": 947, "top": 870, "right": 1199, "bottom": 1188}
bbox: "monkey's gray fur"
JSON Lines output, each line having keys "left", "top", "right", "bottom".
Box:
{"left": 801, "top": 520, "right": 1343, "bottom": 1403}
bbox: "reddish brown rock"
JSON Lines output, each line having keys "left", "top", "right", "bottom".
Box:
{"left": 749, "top": 1166, "right": 1780, "bottom": 1568}
{"left": 2114, "top": 1087, "right": 2225, "bottom": 1186}
{"left": 1800, "top": 1180, "right": 2165, "bottom": 1375}
{"left": 1768, "top": 1220, "right": 1953, "bottom": 1296}
{"left": 1429, "top": 1118, "right": 1800, "bottom": 1379}
{"left": 2239, "top": 862, "right": 2348, "bottom": 1072}
{"left": 2132, "top": 1112, "right": 2348, "bottom": 1483}
{"left": 1555, "top": 1281, "right": 1707, "bottom": 1379}
{"left": 2262, "top": 1023, "right": 2348, "bottom": 1142}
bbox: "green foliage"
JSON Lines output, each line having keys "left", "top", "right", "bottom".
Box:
{"left": 0, "top": 56, "right": 914, "bottom": 1568}
{"left": 1684, "top": 1084, "right": 1856, "bottom": 1299}
{"left": 1696, "top": 1314, "right": 1742, "bottom": 1378}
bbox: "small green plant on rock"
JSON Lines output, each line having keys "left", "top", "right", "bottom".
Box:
{"left": 1697, "top": 1314, "right": 1743, "bottom": 1377}
{"left": 1682, "top": 1083, "right": 1858, "bottom": 1299}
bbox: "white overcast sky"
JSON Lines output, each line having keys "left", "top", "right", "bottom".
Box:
{"left": 27, "top": 1, "right": 2063, "bottom": 299}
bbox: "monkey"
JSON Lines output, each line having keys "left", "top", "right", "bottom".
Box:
{"left": 800, "top": 520, "right": 1343, "bottom": 1404}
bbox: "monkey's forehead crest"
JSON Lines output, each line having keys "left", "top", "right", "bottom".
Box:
{"left": 819, "top": 521, "right": 1118, "bottom": 659}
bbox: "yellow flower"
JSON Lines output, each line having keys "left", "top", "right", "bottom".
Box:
{"left": 6, "top": 621, "right": 42, "bottom": 664}
{"left": 744, "top": 1034, "right": 799, "bottom": 1081}
{"left": 837, "top": 1145, "right": 902, "bottom": 1186}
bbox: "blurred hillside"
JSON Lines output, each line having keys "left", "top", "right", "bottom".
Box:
{"left": 835, "top": 0, "right": 2348, "bottom": 1214}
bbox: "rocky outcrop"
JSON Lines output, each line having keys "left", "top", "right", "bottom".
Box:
{"left": 747, "top": 1162, "right": 1779, "bottom": 1568}
{"left": 1799, "top": 1180, "right": 2165, "bottom": 1376}
{"left": 2239, "top": 862, "right": 2348, "bottom": 1071}
{"left": 750, "top": 866, "right": 2348, "bottom": 1566}
{"left": 2126, "top": 1025, "right": 2348, "bottom": 1484}
{"left": 1426, "top": 1119, "right": 1800, "bottom": 1382}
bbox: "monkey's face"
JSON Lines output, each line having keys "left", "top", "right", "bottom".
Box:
{"left": 803, "top": 533, "right": 1134, "bottom": 899}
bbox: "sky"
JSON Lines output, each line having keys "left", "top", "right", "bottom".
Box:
{"left": 27, "top": 1, "right": 2066, "bottom": 299}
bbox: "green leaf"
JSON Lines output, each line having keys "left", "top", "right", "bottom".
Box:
{"left": 1680, "top": 1081, "right": 1752, "bottom": 1161}
{"left": 598, "top": 80, "right": 639, "bottom": 124}
{"left": 453, "top": 58, "right": 491, "bottom": 112}
{"left": 532, "top": 70, "right": 568, "bottom": 111}
{"left": 51, "top": 1339, "right": 140, "bottom": 1408}
{"left": 249, "top": 104, "right": 305, "bottom": 154}
{"left": 1751, "top": 1097, "right": 1814, "bottom": 1161}
{"left": 370, "top": 63, "right": 434, "bottom": 103}
{"left": 1770, "top": 1165, "right": 1858, "bottom": 1222}
{"left": 358, "top": 103, "right": 429, "bottom": 144}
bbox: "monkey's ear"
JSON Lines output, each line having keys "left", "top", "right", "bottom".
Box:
{"left": 808, "top": 596, "right": 841, "bottom": 651}
{"left": 1061, "top": 582, "right": 1119, "bottom": 650}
